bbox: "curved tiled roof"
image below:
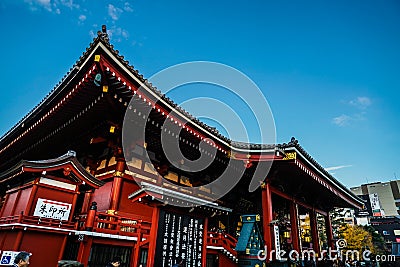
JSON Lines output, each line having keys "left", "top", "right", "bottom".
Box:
{"left": 0, "top": 150, "right": 104, "bottom": 188}
{"left": 79, "top": 31, "right": 230, "bottom": 143}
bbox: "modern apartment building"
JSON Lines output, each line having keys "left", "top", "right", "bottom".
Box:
{"left": 350, "top": 181, "right": 400, "bottom": 217}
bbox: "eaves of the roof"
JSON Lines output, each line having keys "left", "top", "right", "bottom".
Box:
{"left": 281, "top": 137, "right": 363, "bottom": 207}
{"left": 0, "top": 150, "right": 104, "bottom": 188}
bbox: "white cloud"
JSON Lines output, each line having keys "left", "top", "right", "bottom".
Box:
{"left": 37, "top": 0, "right": 50, "bottom": 4}
{"left": 79, "top": 14, "right": 86, "bottom": 22}
{"left": 34, "top": 0, "right": 52, "bottom": 12}
{"left": 333, "top": 96, "right": 372, "bottom": 127}
{"left": 325, "top": 165, "right": 352, "bottom": 171}
{"left": 89, "top": 30, "right": 96, "bottom": 39}
{"left": 332, "top": 114, "right": 351, "bottom": 126}
{"left": 349, "top": 96, "right": 371, "bottom": 109}
{"left": 108, "top": 27, "right": 129, "bottom": 42}
{"left": 108, "top": 4, "right": 123, "bottom": 20}
{"left": 124, "top": 2, "right": 134, "bottom": 12}
{"left": 24, "top": 0, "right": 79, "bottom": 14}
{"left": 60, "top": 0, "right": 79, "bottom": 9}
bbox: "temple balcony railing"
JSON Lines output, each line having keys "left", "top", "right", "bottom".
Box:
{"left": 0, "top": 214, "right": 76, "bottom": 230}
{"left": 207, "top": 231, "right": 238, "bottom": 259}
{"left": 76, "top": 212, "right": 151, "bottom": 239}
{"left": 0, "top": 212, "right": 152, "bottom": 240}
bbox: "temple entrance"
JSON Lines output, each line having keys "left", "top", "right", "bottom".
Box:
{"left": 88, "top": 244, "right": 131, "bottom": 267}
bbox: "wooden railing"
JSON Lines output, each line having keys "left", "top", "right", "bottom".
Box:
{"left": 0, "top": 214, "right": 76, "bottom": 229}
{"left": 0, "top": 212, "right": 151, "bottom": 240}
{"left": 76, "top": 212, "right": 151, "bottom": 238}
{"left": 207, "top": 231, "right": 238, "bottom": 257}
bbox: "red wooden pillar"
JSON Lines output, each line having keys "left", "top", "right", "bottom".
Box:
{"left": 110, "top": 159, "right": 125, "bottom": 211}
{"left": 0, "top": 194, "right": 10, "bottom": 217}
{"left": 85, "top": 202, "right": 97, "bottom": 231}
{"left": 69, "top": 191, "right": 79, "bottom": 219}
{"left": 77, "top": 237, "right": 93, "bottom": 265}
{"left": 25, "top": 178, "right": 39, "bottom": 215}
{"left": 0, "top": 231, "right": 7, "bottom": 251}
{"left": 147, "top": 206, "right": 160, "bottom": 267}
{"left": 289, "top": 201, "right": 300, "bottom": 252}
{"left": 310, "top": 209, "right": 320, "bottom": 254}
{"left": 132, "top": 221, "right": 142, "bottom": 267}
{"left": 13, "top": 211, "right": 24, "bottom": 251}
{"left": 201, "top": 216, "right": 209, "bottom": 267}
{"left": 130, "top": 245, "right": 137, "bottom": 267}
{"left": 10, "top": 189, "right": 22, "bottom": 215}
{"left": 13, "top": 230, "right": 24, "bottom": 251}
{"left": 81, "top": 190, "right": 93, "bottom": 214}
{"left": 58, "top": 235, "right": 68, "bottom": 261}
{"left": 261, "top": 182, "right": 273, "bottom": 254}
{"left": 325, "top": 213, "right": 334, "bottom": 250}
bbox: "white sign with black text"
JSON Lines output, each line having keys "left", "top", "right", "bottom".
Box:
{"left": 33, "top": 198, "right": 72, "bottom": 221}
{"left": 273, "top": 225, "right": 281, "bottom": 259}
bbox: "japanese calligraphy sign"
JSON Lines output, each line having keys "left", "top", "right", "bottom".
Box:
{"left": 369, "top": 193, "right": 382, "bottom": 216}
{"left": 154, "top": 210, "right": 205, "bottom": 267}
{"left": 273, "top": 225, "right": 281, "bottom": 259}
{"left": 33, "top": 198, "right": 72, "bottom": 221}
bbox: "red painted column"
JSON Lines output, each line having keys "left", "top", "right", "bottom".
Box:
{"left": 0, "top": 194, "right": 10, "bottom": 217}
{"left": 81, "top": 190, "right": 93, "bottom": 214}
{"left": 202, "top": 216, "right": 209, "bottom": 267}
{"left": 25, "top": 179, "right": 39, "bottom": 215}
{"left": 58, "top": 235, "right": 68, "bottom": 261}
{"left": 131, "top": 244, "right": 137, "bottom": 267}
{"left": 132, "top": 221, "right": 142, "bottom": 267}
{"left": 325, "top": 213, "right": 334, "bottom": 250}
{"left": 147, "top": 206, "right": 159, "bottom": 267}
{"left": 77, "top": 237, "right": 93, "bottom": 265}
{"left": 310, "top": 209, "right": 320, "bottom": 254}
{"left": 110, "top": 159, "right": 125, "bottom": 211}
{"left": 69, "top": 191, "right": 79, "bottom": 220}
{"left": 13, "top": 230, "right": 23, "bottom": 251}
{"left": 289, "top": 201, "right": 300, "bottom": 252}
{"left": 261, "top": 182, "right": 273, "bottom": 255}
{"left": 0, "top": 231, "right": 7, "bottom": 251}
{"left": 85, "top": 202, "right": 97, "bottom": 231}
{"left": 10, "top": 189, "right": 22, "bottom": 216}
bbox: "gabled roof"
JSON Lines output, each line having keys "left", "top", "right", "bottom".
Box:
{"left": 0, "top": 150, "right": 104, "bottom": 188}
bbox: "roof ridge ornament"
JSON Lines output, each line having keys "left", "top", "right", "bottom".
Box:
{"left": 97, "top": 25, "right": 109, "bottom": 43}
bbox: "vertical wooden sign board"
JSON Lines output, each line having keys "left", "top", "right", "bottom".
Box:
{"left": 154, "top": 210, "right": 205, "bottom": 267}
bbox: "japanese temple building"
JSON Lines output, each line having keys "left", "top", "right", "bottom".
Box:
{"left": 0, "top": 27, "right": 363, "bottom": 267}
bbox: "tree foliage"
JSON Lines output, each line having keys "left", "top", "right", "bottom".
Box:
{"left": 340, "top": 224, "right": 374, "bottom": 260}
{"left": 362, "top": 225, "right": 389, "bottom": 255}
{"left": 330, "top": 208, "right": 348, "bottom": 239}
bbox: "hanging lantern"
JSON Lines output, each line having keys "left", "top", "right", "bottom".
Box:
{"left": 283, "top": 230, "right": 290, "bottom": 239}
{"left": 304, "top": 234, "right": 311, "bottom": 243}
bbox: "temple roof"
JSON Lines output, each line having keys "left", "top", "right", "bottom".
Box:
{"left": 0, "top": 26, "right": 362, "bottom": 208}
{"left": 0, "top": 150, "right": 104, "bottom": 188}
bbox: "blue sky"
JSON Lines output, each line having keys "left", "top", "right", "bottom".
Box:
{"left": 0, "top": 0, "right": 399, "bottom": 188}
